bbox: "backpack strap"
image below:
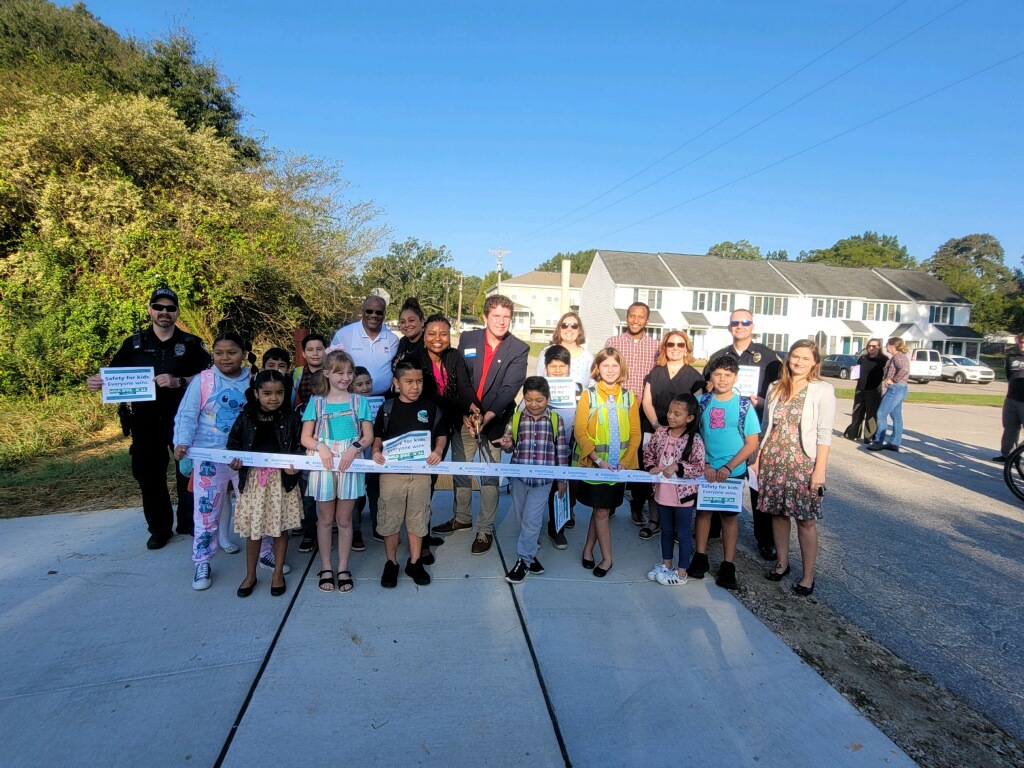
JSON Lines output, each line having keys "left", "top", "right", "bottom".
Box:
{"left": 378, "top": 398, "right": 395, "bottom": 438}
{"left": 737, "top": 396, "right": 751, "bottom": 440}
{"left": 511, "top": 406, "right": 560, "bottom": 444}
{"left": 199, "top": 369, "right": 215, "bottom": 410}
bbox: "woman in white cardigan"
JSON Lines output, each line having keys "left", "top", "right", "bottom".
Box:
{"left": 756, "top": 340, "right": 836, "bottom": 596}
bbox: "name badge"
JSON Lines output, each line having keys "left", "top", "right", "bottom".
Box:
{"left": 464, "top": 348, "right": 477, "bottom": 358}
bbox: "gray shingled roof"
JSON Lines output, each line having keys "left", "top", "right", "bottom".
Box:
{"left": 892, "top": 323, "right": 915, "bottom": 336}
{"left": 874, "top": 269, "right": 969, "bottom": 303}
{"left": 502, "top": 270, "right": 587, "bottom": 289}
{"left": 659, "top": 252, "right": 796, "bottom": 293}
{"left": 933, "top": 324, "right": 983, "bottom": 339}
{"left": 598, "top": 251, "right": 680, "bottom": 287}
{"left": 842, "top": 320, "right": 873, "bottom": 334}
{"left": 683, "top": 312, "right": 712, "bottom": 327}
{"left": 770, "top": 261, "right": 906, "bottom": 301}
{"left": 614, "top": 307, "right": 666, "bottom": 325}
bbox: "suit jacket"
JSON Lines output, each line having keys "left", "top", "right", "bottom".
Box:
{"left": 457, "top": 329, "right": 530, "bottom": 440}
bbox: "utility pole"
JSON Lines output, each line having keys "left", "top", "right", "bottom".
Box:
{"left": 489, "top": 248, "right": 510, "bottom": 295}
{"left": 455, "top": 272, "right": 464, "bottom": 335}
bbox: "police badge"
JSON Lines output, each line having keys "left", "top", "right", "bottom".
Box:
{"left": 752, "top": 352, "right": 761, "bottom": 363}
{"left": 174, "top": 343, "right": 186, "bottom": 357}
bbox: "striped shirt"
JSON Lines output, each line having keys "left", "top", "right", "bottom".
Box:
{"left": 503, "top": 407, "right": 570, "bottom": 487}
{"left": 604, "top": 332, "right": 660, "bottom": 398}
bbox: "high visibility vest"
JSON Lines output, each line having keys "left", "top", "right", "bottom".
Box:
{"left": 578, "top": 385, "right": 632, "bottom": 482}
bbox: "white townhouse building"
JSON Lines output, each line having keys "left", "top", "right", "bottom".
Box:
{"left": 485, "top": 262, "right": 586, "bottom": 342}
{"left": 579, "top": 251, "right": 983, "bottom": 361}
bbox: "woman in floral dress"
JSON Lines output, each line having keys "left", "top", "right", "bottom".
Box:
{"left": 757, "top": 340, "right": 836, "bottom": 596}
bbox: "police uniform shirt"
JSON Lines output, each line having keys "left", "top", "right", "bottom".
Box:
{"left": 704, "top": 342, "right": 782, "bottom": 415}
{"left": 110, "top": 326, "right": 211, "bottom": 420}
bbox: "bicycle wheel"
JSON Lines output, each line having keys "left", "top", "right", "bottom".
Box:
{"left": 1003, "top": 443, "right": 1024, "bottom": 503}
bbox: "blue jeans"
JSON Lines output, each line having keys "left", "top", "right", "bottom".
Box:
{"left": 656, "top": 502, "right": 694, "bottom": 568}
{"left": 874, "top": 383, "right": 908, "bottom": 447}
{"left": 510, "top": 478, "right": 551, "bottom": 564}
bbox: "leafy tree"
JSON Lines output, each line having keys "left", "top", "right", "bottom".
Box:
{"left": 765, "top": 249, "right": 789, "bottom": 261}
{"left": 534, "top": 249, "right": 596, "bottom": 273}
{"left": 473, "top": 269, "right": 512, "bottom": 318}
{"left": 922, "top": 234, "right": 1015, "bottom": 332}
{"left": 359, "top": 238, "right": 459, "bottom": 318}
{"left": 706, "top": 239, "right": 762, "bottom": 260}
{"left": 798, "top": 231, "right": 916, "bottom": 269}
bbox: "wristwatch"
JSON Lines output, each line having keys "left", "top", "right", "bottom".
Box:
{"left": 351, "top": 441, "right": 363, "bottom": 451}
{"left": 178, "top": 377, "right": 186, "bottom": 388}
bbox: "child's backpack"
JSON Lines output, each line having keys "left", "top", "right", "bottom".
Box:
{"left": 510, "top": 406, "right": 561, "bottom": 444}
{"left": 698, "top": 391, "right": 752, "bottom": 440}
{"left": 311, "top": 393, "right": 364, "bottom": 440}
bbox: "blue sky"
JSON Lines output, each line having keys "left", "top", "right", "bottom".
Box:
{"left": 65, "top": 0, "right": 1023, "bottom": 277}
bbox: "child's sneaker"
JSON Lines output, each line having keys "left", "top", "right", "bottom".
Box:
{"left": 298, "top": 533, "right": 315, "bottom": 553}
{"left": 258, "top": 553, "right": 291, "bottom": 574}
{"left": 656, "top": 568, "right": 687, "bottom": 586}
{"left": 505, "top": 558, "right": 529, "bottom": 584}
{"left": 647, "top": 563, "right": 669, "bottom": 582}
{"left": 351, "top": 530, "right": 365, "bottom": 552}
{"left": 192, "top": 562, "right": 212, "bottom": 590}
{"left": 715, "top": 560, "right": 738, "bottom": 590}
{"left": 220, "top": 541, "right": 240, "bottom": 554}
{"left": 381, "top": 560, "right": 400, "bottom": 588}
{"left": 529, "top": 558, "right": 545, "bottom": 574}
{"left": 686, "top": 552, "right": 710, "bottom": 579}
{"left": 405, "top": 558, "right": 431, "bottom": 586}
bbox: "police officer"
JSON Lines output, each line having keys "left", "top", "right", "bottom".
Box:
{"left": 87, "top": 288, "right": 211, "bottom": 549}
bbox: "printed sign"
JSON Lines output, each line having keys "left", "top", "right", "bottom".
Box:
{"left": 696, "top": 479, "right": 745, "bottom": 513}
{"left": 382, "top": 430, "right": 431, "bottom": 462}
{"left": 553, "top": 485, "right": 571, "bottom": 532}
{"left": 736, "top": 365, "right": 761, "bottom": 398}
{"left": 850, "top": 364, "right": 861, "bottom": 381}
{"left": 365, "top": 396, "right": 386, "bottom": 421}
{"left": 100, "top": 367, "right": 156, "bottom": 403}
{"left": 545, "top": 377, "right": 577, "bottom": 409}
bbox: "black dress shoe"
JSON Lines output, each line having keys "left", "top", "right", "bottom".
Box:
{"left": 593, "top": 562, "right": 613, "bottom": 578}
{"left": 765, "top": 566, "right": 791, "bottom": 582}
{"left": 270, "top": 577, "right": 286, "bottom": 597}
{"left": 146, "top": 534, "right": 171, "bottom": 550}
{"left": 582, "top": 555, "right": 595, "bottom": 570}
{"left": 758, "top": 545, "right": 777, "bottom": 561}
{"left": 793, "top": 581, "right": 815, "bottom": 596}
{"left": 237, "top": 578, "right": 257, "bottom": 598}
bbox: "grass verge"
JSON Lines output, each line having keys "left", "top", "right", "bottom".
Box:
{"left": 0, "top": 393, "right": 113, "bottom": 469}
{"left": 834, "top": 389, "right": 1002, "bottom": 407}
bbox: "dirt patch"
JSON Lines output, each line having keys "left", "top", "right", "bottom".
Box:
{"left": 733, "top": 549, "right": 1024, "bottom": 768}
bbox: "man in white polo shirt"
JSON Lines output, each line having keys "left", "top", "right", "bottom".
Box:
{"left": 330, "top": 295, "right": 399, "bottom": 396}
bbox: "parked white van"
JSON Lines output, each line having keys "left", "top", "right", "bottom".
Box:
{"left": 908, "top": 348, "right": 942, "bottom": 383}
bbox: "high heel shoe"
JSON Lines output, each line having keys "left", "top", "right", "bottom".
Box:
{"left": 793, "top": 581, "right": 815, "bottom": 596}
{"left": 270, "top": 577, "right": 286, "bottom": 597}
{"left": 237, "top": 577, "right": 257, "bottom": 597}
{"left": 593, "top": 562, "right": 613, "bottom": 578}
{"left": 582, "top": 555, "right": 595, "bottom": 570}
{"left": 765, "top": 566, "right": 791, "bottom": 582}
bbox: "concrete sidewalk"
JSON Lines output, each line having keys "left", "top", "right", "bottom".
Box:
{"left": 0, "top": 495, "right": 914, "bottom": 768}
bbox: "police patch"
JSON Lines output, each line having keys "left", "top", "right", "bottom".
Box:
{"left": 174, "top": 343, "right": 186, "bottom": 357}
{"left": 752, "top": 352, "right": 761, "bottom": 363}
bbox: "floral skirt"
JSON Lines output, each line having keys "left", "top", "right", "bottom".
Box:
{"left": 235, "top": 469, "right": 302, "bottom": 539}
{"left": 758, "top": 432, "right": 822, "bottom": 521}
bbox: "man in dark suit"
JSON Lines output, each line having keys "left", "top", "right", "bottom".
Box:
{"left": 432, "top": 295, "right": 529, "bottom": 554}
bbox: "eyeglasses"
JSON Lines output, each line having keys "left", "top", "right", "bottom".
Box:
{"left": 560, "top": 322, "right": 579, "bottom": 329}
{"left": 729, "top": 320, "right": 753, "bottom": 327}
{"left": 664, "top": 342, "right": 687, "bottom": 349}
{"left": 867, "top": 344, "right": 880, "bottom": 349}
{"left": 151, "top": 304, "right": 178, "bottom": 313}
{"left": 363, "top": 309, "right": 385, "bottom": 316}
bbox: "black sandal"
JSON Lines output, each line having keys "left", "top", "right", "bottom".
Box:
{"left": 337, "top": 570, "right": 354, "bottom": 593}
{"left": 318, "top": 569, "right": 335, "bottom": 592}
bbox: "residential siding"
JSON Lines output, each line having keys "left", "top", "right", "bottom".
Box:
{"left": 580, "top": 255, "right": 620, "bottom": 344}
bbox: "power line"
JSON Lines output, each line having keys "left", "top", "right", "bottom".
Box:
{"left": 580, "top": 50, "right": 1024, "bottom": 247}
{"left": 507, "top": 0, "right": 912, "bottom": 245}
{"left": 518, "top": 0, "right": 969, "bottom": 244}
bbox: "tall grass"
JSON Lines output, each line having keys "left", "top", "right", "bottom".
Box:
{"left": 0, "top": 393, "right": 115, "bottom": 470}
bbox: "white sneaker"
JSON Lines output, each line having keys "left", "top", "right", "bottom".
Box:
{"left": 220, "top": 540, "right": 240, "bottom": 554}
{"left": 647, "top": 563, "right": 669, "bottom": 582}
{"left": 656, "top": 568, "right": 687, "bottom": 586}
{"left": 192, "top": 562, "right": 212, "bottom": 590}
{"left": 258, "top": 554, "right": 291, "bottom": 574}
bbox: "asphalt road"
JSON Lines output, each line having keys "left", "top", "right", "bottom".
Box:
{"left": 775, "top": 398, "right": 1024, "bottom": 741}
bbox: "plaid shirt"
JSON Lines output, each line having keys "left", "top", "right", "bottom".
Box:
{"left": 503, "top": 406, "right": 570, "bottom": 487}
{"left": 604, "top": 332, "right": 659, "bottom": 398}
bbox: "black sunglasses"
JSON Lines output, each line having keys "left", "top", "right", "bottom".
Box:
{"left": 729, "top": 320, "right": 753, "bottom": 327}
{"left": 560, "top": 322, "right": 579, "bottom": 329}
{"left": 364, "top": 309, "right": 385, "bottom": 316}
{"left": 151, "top": 303, "right": 178, "bottom": 313}
{"left": 664, "top": 342, "right": 687, "bottom": 349}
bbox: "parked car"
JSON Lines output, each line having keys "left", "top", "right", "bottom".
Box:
{"left": 908, "top": 348, "right": 942, "bottom": 383}
{"left": 820, "top": 353, "right": 860, "bottom": 380}
{"left": 940, "top": 355, "right": 995, "bottom": 385}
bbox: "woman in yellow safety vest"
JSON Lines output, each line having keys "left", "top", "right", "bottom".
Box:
{"left": 574, "top": 347, "right": 641, "bottom": 578}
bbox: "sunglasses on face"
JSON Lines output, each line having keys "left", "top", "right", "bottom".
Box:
{"left": 364, "top": 309, "right": 385, "bottom": 316}
{"left": 867, "top": 344, "right": 880, "bottom": 349}
{"left": 664, "top": 342, "right": 687, "bottom": 349}
{"left": 729, "top": 320, "right": 753, "bottom": 327}
{"left": 560, "top": 322, "right": 579, "bottom": 329}
{"left": 151, "top": 304, "right": 178, "bottom": 313}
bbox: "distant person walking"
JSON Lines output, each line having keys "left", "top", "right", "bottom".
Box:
{"left": 994, "top": 333, "right": 1024, "bottom": 462}
{"left": 843, "top": 339, "right": 887, "bottom": 443}
{"left": 604, "top": 302, "right": 660, "bottom": 526}
{"left": 86, "top": 287, "right": 211, "bottom": 550}
{"left": 867, "top": 338, "right": 910, "bottom": 453}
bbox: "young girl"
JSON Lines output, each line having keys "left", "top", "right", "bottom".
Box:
{"left": 300, "top": 349, "right": 374, "bottom": 593}
{"left": 226, "top": 370, "right": 304, "bottom": 597}
{"left": 643, "top": 393, "right": 705, "bottom": 586}
{"left": 574, "top": 347, "right": 642, "bottom": 578}
{"left": 174, "top": 332, "right": 251, "bottom": 591}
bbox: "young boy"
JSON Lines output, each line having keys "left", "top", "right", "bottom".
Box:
{"left": 292, "top": 333, "right": 326, "bottom": 553}
{"left": 349, "top": 366, "right": 374, "bottom": 552}
{"left": 499, "top": 377, "right": 570, "bottom": 584}
{"left": 372, "top": 360, "right": 447, "bottom": 588}
{"left": 543, "top": 345, "right": 581, "bottom": 548}
{"left": 262, "top": 347, "right": 290, "bottom": 374}
{"left": 688, "top": 356, "right": 760, "bottom": 590}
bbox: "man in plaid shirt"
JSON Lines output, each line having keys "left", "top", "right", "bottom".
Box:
{"left": 499, "top": 377, "right": 569, "bottom": 584}
{"left": 604, "top": 302, "right": 660, "bottom": 526}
